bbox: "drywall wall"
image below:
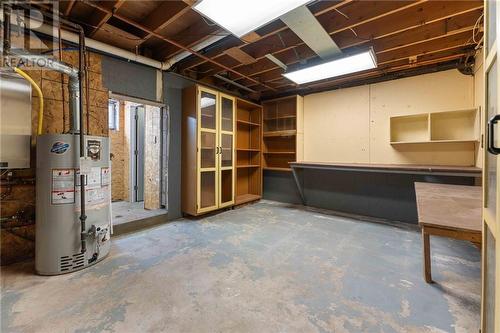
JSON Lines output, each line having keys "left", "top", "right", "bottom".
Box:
{"left": 304, "top": 69, "right": 477, "bottom": 166}
{"left": 0, "top": 48, "right": 109, "bottom": 265}
{"left": 163, "top": 73, "right": 194, "bottom": 220}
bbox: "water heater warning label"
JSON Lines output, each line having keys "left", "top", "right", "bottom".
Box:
{"left": 52, "top": 169, "right": 75, "bottom": 205}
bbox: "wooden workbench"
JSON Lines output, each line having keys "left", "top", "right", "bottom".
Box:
{"left": 414, "top": 182, "right": 482, "bottom": 283}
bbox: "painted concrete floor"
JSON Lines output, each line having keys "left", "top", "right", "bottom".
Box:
{"left": 2, "top": 201, "right": 480, "bottom": 332}
{"left": 111, "top": 200, "right": 167, "bottom": 226}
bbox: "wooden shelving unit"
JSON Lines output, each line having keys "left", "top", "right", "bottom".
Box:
{"left": 262, "top": 95, "right": 303, "bottom": 171}
{"left": 390, "top": 108, "right": 479, "bottom": 145}
{"left": 235, "top": 98, "right": 262, "bottom": 204}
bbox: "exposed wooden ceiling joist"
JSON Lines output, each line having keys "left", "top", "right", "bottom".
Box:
{"left": 80, "top": 0, "right": 278, "bottom": 91}
{"left": 134, "top": 1, "right": 192, "bottom": 49}
{"left": 195, "top": 0, "right": 482, "bottom": 88}
{"left": 176, "top": 0, "right": 354, "bottom": 72}
{"left": 59, "top": 0, "right": 483, "bottom": 98}
{"left": 88, "top": 0, "right": 126, "bottom": 37}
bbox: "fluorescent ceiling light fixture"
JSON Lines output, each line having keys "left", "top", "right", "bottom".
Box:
{"left": 193, "top": 0, "right": 311, "bottom": 37}
{"left": 283, "top": 50, "right": 377, "bottom": 85}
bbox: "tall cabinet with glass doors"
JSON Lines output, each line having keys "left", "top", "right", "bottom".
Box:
{"left": 182, "top": 85, "right": 250, "bottom": 216}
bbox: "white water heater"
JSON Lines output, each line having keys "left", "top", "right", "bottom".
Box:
{"left": 36, "top": 134, "right": 111, "bottom": 275}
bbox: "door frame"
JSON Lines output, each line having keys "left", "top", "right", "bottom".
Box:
{"left": 134, "top": 105, "right": 146, "bottom": 202}
{"left": 482, "top": 0, "right": 499, "bottom": 331}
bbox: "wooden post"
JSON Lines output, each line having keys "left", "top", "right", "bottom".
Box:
{"left": 422, "top": 228, "right": 432, "bottom": 283}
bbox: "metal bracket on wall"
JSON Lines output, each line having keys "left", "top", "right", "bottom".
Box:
{"left": 290, "top": 166, "right": 306, "bottom": 204}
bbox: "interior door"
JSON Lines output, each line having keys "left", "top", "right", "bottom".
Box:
{"left": 482, "top": 1, "right": 499, "bottom": 332}
{"left": 135, "top": 105, "right": 145, "bottom": 202}
{"left": 219, "top": 94, "right": 235, "bottom": 208}
{"left": 197, "top": 87, "right": 219, "bottom": 213}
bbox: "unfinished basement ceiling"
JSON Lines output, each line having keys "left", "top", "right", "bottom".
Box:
{"left": 54, "top": 0, "right": 483, "bottom": 99}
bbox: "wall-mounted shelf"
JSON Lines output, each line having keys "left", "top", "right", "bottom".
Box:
{"left": 390, "top": 108, "right": 479, "bottom": 145}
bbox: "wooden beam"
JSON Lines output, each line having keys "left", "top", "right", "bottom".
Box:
{"left": 330, "top": 2, "right": 484, "bottom": 50}
{"left": 194, "top": 0, "right": 482, "bottom": 83}
{"left": 153, "top": 19, "right": 222, "bottom": 60}
{"left": 176, "top": 0, "right": 353, "bottom": 71}
{"left": 134, "top": 1, "right": 192, "bottom": 48}
{"left": 225, "top": 47, "right": 257, "bottom": 65}
{"left": 192, "top": 0, "right": 429, "bottom": 76}
{"left": 88, "top": 0, "right": 126, "bottom": 37}
{"left": 242, "top": 26, "right": 476, "bottom": 88}
{"left": 266, "top": 52, "right": 468, "bottom": 96}
{"left": 64, "top": 0, "right": 76, "bottom": 17}
{"left": 81, "top": 0, "right": 277, "bottom": 91}
{"left": 230, "top": 6, "right": 482, "bottom": 86}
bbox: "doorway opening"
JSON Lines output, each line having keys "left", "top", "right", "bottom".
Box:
{"left": 108, "top": 94, "right": 168, "bottom": 228}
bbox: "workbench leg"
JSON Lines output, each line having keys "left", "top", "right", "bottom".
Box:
{"left": 422, "top": 229, "right": 432, "bottom": 283}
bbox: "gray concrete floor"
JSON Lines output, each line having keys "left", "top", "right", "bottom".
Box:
{"left": 2, "top": 201, "right": 480, "bottom": 332}
{"left": 112, "top": 201, "right": 167, "bottom": 226}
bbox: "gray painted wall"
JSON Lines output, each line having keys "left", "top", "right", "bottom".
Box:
{"left": 163, "top": 73, "right": 195, "bottom": 220}
{"left": 264, "top": 169, "right": 475, "bottom": 223}
{"left": 263, "top": 171, "right": 302, "bottom": 204}
{"left": 102, "top": 56, "right": 157, "bottom": 101}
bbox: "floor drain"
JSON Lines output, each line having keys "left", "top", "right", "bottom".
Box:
{"left": 115, "top": 215, "right": 123, "bottom": 218}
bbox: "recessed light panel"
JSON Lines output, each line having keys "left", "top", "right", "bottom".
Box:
{"left": 193, "top": 0, "right": 311, "bottom": 37}
{"left": 283, "top": 50, "right": 377, "bottom": 85}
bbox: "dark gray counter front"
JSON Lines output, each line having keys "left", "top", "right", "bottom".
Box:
{"left": 264, "top": 163, "right": 480, "bottom": 224}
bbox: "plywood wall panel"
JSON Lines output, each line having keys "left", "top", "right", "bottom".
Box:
{"left": 144, "top": 106, "right": 161, "bottom": 210}
{"left": 110, "top": 102, "right": 126, "bottom": 201}
{"left": 303, "top": 70, "right": 478, "bottom": 167}
{"left": 369, "top": 70, "right": 474, "bottom": 166}
{"left": 304, "top": 86, "right": 370, "bottom": 163}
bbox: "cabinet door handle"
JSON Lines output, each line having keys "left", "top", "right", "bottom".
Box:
{"left": 488, "top": 114, "right": 500, "bottom": 155}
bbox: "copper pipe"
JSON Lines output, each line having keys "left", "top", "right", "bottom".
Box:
{"left": 81, "top": 0, "right": 277, "bottom": 92}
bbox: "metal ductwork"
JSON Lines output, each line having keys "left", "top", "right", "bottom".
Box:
{"left": 280, "top": 5, "right": 342, "bottom": 59}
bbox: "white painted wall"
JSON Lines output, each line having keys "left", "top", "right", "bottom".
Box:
{"left": 303, "top": 69, "right": 480, "bottom": 166}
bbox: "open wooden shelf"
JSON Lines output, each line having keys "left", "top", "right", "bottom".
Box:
{"left": 262, "top": 96, "right": 303, "bottom": 172}
{"left": 237, "top": 119, "right": 260, "bottom": 126}
{"left": 263, "top": 130, "right": 297, "bottom": 137}
{"left": 390, "top": 108, "right": 479, "bottom": 145}
{"left": 235, "top": 193, "right": 261, "bottom": 205}
{"left": 237, "top": 147, "right": 260, "bottom": 151}
{"left": 263, "top": 167, "right": 293, "bottom": 172}
{"left": 264, "top": 115, "right": 297, "bottom": 121}
{"left": 235, "top": 98, "right": 262, "bottom": 205}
